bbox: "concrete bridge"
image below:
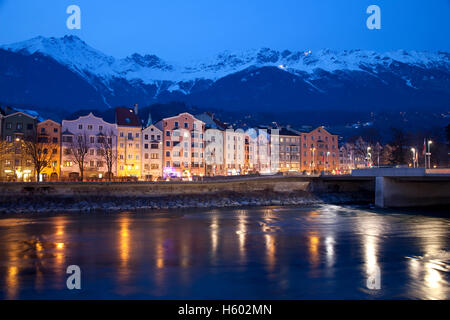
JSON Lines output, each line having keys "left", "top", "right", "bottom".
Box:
{"left": 348, "top": 168, "right": 450, "bottom": 208}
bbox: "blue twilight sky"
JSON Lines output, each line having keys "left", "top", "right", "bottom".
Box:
{"left": 0, "top": 0, "right": 449, "bottom": 61}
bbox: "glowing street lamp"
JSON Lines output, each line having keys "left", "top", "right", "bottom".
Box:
{"left": 411, "top": 148, "right": 416, "bottom": 168}
{"left": 326, "top": 151, "right": 330, "bottom": 174}
{"left": 427, "top": 140, "right": 433, "bottom": 169}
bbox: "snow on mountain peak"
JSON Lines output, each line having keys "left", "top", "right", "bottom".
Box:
{"left": 1, "top": 36, "right": 448, "bottom": 86}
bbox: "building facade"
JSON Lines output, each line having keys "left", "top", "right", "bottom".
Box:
{"left": 37, "top": 120, "right": 61, "bottom": 181}
{"left": 141, "top": 124, "right": 163, "bottom": 180}
{"left": 156, "top": 112, "right": 205, "bottom": 178}
{"left": 115, "top": 107, "right": 142, "bottom": 179}
{"left": 274, "top": 128, "right": 301, "bottom": 173}
{"left": 223, "top": 128, "right": 245, "bottom": 176}
{"left": 299, "top": 126, "right": 339, "bottom": 174}
{"left": 0, "top": 112, "right": 37, "bottom": 181}
{"left": 61, "top": 113, "right": 117, "bottom": 180}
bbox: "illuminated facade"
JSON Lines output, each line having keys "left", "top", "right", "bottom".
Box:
{"left": 37, "top": 120, "right": 61, "bottom": 181}
{"left": 116, "top": 107, "right": 141, "bottom": 179}
{"left": 61, "top": 113, "right": 117, "bottom": 180}
{"left": 299, "top": 127, "right": 339, "bottom": 174}
{"left": 224, "top": 128, "right": 245, "bottom": 175}
{"left": 156, "top": 112, "right": 205, "bottom": 178}
{"left": 141, "top": 124, "right": 163, "bottom": 180}
{"left": 0, "top": 112, "right": 37, "bottom": 182}
{"left": 273, "top": 128, "right": 301, "bottom": 172}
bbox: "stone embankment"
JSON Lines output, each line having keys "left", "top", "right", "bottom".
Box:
{"left": 0, "top": 176, "right": 374, "bottom": 213}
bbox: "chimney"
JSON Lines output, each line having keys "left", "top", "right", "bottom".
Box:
{"left": 134, "top": 104, "right": 138, "bottom": 115}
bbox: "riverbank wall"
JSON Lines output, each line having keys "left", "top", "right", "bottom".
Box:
{"left": 0, "top": 176, "right": 374, "bottom": 213}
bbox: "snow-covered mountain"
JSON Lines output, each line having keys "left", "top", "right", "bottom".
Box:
{"left": 0, "top": 35, "right": 449, "bottom": 118}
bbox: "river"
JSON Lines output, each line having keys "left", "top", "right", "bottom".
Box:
{"left": 0, "top": 205, "right": 448, "bottom": 299}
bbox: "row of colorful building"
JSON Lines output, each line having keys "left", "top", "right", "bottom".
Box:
{"left": 0, "top": 106, "right": 340, "bottom": 181}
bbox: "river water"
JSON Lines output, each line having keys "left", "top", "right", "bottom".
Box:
{"left": 0, "top": 205, "right": 448, "bottom": 300}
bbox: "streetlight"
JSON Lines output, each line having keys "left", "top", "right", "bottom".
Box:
{"left": 367, "top": 146, "right": 372, "bottom": 168}
{"left": 310, "top": 147, "right": 316, "bottom": 173}
{"left": 411, "top": 148, "right": 416, "bottom": 168}
{"left": 326, "top": 151, "right": 330, "bottom": 174}
{"left": 427, "top": 140, "right": 433, "bottom": 169}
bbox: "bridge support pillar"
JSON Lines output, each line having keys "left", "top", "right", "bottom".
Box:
{"left": 375, "top": 176, "right": 450, "bottom": 208}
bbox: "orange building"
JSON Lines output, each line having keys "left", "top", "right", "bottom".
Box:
{"left": 37, "top": 120, "right": 61, "bottom": 181}
{"left": 299, "top": 126, "right": 339, "bottom": 174}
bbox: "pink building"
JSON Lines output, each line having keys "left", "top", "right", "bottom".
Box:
{"left": 61, "top": 113, "right": 117, "bottom": 180}
{"left": 155, "top": 112, "right": 205, "bottom": 178}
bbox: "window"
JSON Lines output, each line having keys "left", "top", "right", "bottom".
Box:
{"left": 145, "top": 134, "right": 149, "bottom": 140}
{"left": 166, "top": 131, "right": 170, "bottom": 137}
{"left": 78, "top": 124, "right": 83, "bottom": 130}
{"left": 17, "top": 123, "right": 23, "bottom": 130}
{"left": 144, "top": 144, "right": 149, "bottom": 149}
{"left": 52, "top": 149, "right": 57, "bottom": 154}
{"left": 166, "top": 141, "right": 170, "bottom": 147}
{"left": 151, "top": 164, "right": 159, "bottom": 169}
{"left": 151, "top": 153, "right": 159, "bottom": 159}
{"left": 90, "top": 137, "right": 95, "bottom": 143}
{"left": 166, "top": 151, "right": 170, "bottom": 157}
{"left": 128, "top": 133, "right": 132, "bottom": 140}
{"left": 157, "top": 135, "right": 161, "bottom": 140}
{"left": 6, "top": 135, "right": 12, "bottom": 142}
{"left": 120, "top": 132, "right": 124, "bottom": 137}
{"left": 90, "top": 161, "right": 95, "bottom": 167}
{"left": 90, "top": 149, "right": 94, "bottom": 155}
{"left": 174, "top": 121, "right": 179, "bottom": 127}
{"left": 6, "top": 122, "right": 12, "bottom": 129}
{"left": 41, "top": 128, "right": 46, "bottom": 133}
{"left": 53, "top": 137, "right": 58, "bottom": 143}
{"left": 184, "top": 123, "right": 188, "bottom": 129}
{"left": 144, "top": 153, "right": 149, "bottom": 160}
{"left": 54, "top": 128, "right": 58, "bottom": 133}
{"left": 99, "top": 126, "right": 103, "bottom": 131}
{"left": 151, "top": 144, "right": 159, "bottom": 149}
{"left": 135, "top": 133, "right": 139, "bottom": 138}
{"left": 88, "top": 125, "right": 93, "bottom": 130}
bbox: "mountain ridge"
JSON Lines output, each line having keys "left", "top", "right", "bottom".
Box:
{"left": 0, "top": 35, "right": 449, "bottom": 120}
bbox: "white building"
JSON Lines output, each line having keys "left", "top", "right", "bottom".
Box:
{"left": 224, "top": 128, "right": 245, "bottom": 175}
{"left": 141, "top": 124, "right": 163, "bottom": 180}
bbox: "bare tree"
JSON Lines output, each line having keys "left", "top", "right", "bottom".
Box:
{"left": 22, "top": 136, "right": 54, "bottom": 182}
{"left": 97, "top": 130, "right": 116, "bottom": 181}
{"left": 68, "top": 132, "right": 89, "bottom": 181}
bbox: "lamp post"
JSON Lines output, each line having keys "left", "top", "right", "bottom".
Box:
{"left": 427, "top": 140, "right": 433, "bottom": 169}
{"left": 411, "top": 148, "right": 416, "bottom": 168}
{"left": 367, "top": 146, "right": 372, "bottom": 168}
{"left": 310, "top": 147, "right": 316, "bottom": 173}
{"left": 326, "top": 151, "right": 330, "bottom": 174}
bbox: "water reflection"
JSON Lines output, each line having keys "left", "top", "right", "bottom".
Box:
{"left": 0, "top": 207, "right": 449, "bottom": 300}
{"left": 118, "top": 216, "right": 131, "bottom": 284}
{"left": 236, "top": 210, "right": 247, "bottom": 264}
{"left": 262, "top": 211, "right": 276, "bottom": 272}
{"left": 356, "top": 215, "right": 383, "bottom": 291}
{"left": 210, "top": 214, "right": 219, "bottom": 265}
{"left": 308, "top": 232, "right": 320, "bottom": 268}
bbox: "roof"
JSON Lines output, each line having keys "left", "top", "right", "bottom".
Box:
{"left": 274, "top": 128, "right": 300, "bottom": 136}
{"left": 115, "top": 107, "right": 141, "bottom": 127}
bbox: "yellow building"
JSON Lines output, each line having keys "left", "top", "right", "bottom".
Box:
{"left": 115, "top": 107, "right": 142, "bottom": 179}
{"left": 37, "top": 120, "right": 61, "bottom": 181}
